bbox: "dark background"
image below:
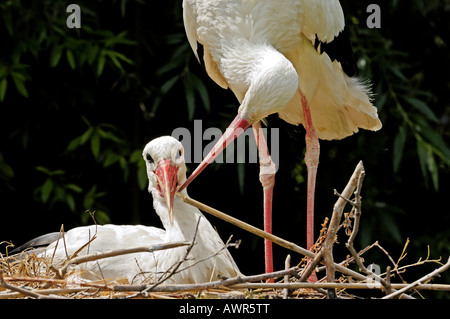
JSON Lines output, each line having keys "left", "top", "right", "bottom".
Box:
{"left": 0, "top": 1, "right": 449, "bottom": 298}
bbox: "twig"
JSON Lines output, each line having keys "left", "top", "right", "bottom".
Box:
{"left": 56, "top": 241, "right": 191, "bottom": 278}
{"left": 382, "top": 256, "right": 450, "bottom": 299}
{"left": 0, "top": 271, "right": 65, "bottom": 299}
{"left": 175, "top": 191, "right": 372, "bottom": 283}
{"left": 345, "top": 169, "right": 394, "bottom": 294}
{"left": 300, "top": 161, "right": 365, "bottom": 288}
{"left": 283, "top": 255, "right": 291, "bottom": 299}
{"left": 227, "top": 282, "right": 450, "bottom": 291}
{"left": 114, "top": 267, "right": 301, "bottom": 293}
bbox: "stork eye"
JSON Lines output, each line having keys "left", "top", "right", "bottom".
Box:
{"left": 176, "top": 149, "right": 182, "bottom": 160}
{"left": 146, "top": 153, "right": 154, "bottom": 164}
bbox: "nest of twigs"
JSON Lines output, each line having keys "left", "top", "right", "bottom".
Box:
{"left": 1, "top": 161, "right": 449, "bottom": 299}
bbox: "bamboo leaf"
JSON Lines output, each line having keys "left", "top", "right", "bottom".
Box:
{"left": 50, "top": 45, "right": 63, "bottom": 67}
{"left": 11, "top": 72, "right": 28, "bottom": 98}
{"left": 393, "top": 124, "right": 407, "bottom": 172}
{"left": 404, "top": 96, "right": 438, "bottom": 122}
{"left": 137, "top": 164, "right": 147, "bottom": 190}
{"left": 191, "top": 73, "right": 210, "bottom": 112}
{"left": 66, "top": 194, "right": 76, "bottom": 212}
{"left": 183, "top": 76, "right": 196, "bottom": 120}
{"left": 66, "top": 49, "right": 76, "bottom": 70}
{"left": 66, "top": 183, "right": 83, "bottom": 193}
{"left": 91, "top": 133, "right": 101, "bottom": 159}
{"left": 97, "top": 51, "right": 106, "bottom": 76}
{"left": 426, "top": 149, "right": 439, "bottom": 191}
{"left": 416, "top": 140, "right": 428, "bottom": 183}
{"left": 0, "top": 78, "right": 7, "bottom": 101}
{"left": 41, "top": 178, "right": 54, "bottom": 203}
{"left": 80, "top": 127, "right": 94, "bottom": 145}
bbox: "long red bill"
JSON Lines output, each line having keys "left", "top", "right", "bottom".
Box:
{"left": 178, "top": 113, "right": 251, "bottom": 191}
{"left": 155, "top": 159, "right": 179, "bottom": 224}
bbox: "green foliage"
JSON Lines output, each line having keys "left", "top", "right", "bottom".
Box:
{"left": 0, "top": 1, "right": 449, "bottom": 287}
{"left": 151, "top": 35, "right": 211, "bottom": 121}
{"left": 349, "top": 15, "right": 450, "bottom": 192}
{"left": 34, "top": 166, "right": 82, "bottom": 213}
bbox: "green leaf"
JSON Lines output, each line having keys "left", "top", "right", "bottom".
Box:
{"left": 103, "top": 151, "right": 119, "bottom": 167}
{"left": 390, "top": 66, "right": 408, "bottom": 82}
{"left": 66, "top": 183, "right": 83, "bottom": 193}
{"left": 160, "top": 75, "right": 179, "bottom": 94}
{"left": 66, "top": 194, "right": 76, "bottom": 212}
{"left": 137, "top": 164, "right": 148, "bottom": 190}
{"left": 66, "top": 49, "right": 76, "bottom": 70}
{"left": 67, "top": 136, "right": 81, "bottom": 151}
{"left": 129, "top": 149, "right": 143, "bottom": 163}
{"left": 183, "top": 77, "right": 196, "bottom": 120}
{"left": 80, "top": 127, "right": 94, "bottom": 145}
{"left": 404, "top": 96, "right": 438, "bottom": 122}
{"left": 426, "top": 149, "right": 439, "bottom": 191}
{"left": 41, "top": 178, "right": 54, "bottom": 203}
{"left": 35, "top": 166, "right": 50, "bottom": 174}
{"left": 191, "top": 73, "right": 210, "bottom": 112}
{"left": 91, "top": 133, "right": 100, "bottom": 159}
{"left": 0, "top": 78, "right": 7, "bottom": 101}
{"left": 50, "top": 45, "right": 63, "bottom": 67}
{"left": 393, "top": 124, "right": 407, "bottom": 172}
{"left": 11, "top": 73, "right": 28, "bottom": 98}
{"left": 97, "top": 52, "right": 106, "bottom": 76}
{"left": 0, "top": 160, "right": 14, "bottom": 179}
{"left": 416, "top": 140, "right": 428, "bottom": 184}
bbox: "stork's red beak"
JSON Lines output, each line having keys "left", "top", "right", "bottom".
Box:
{"left": 179, "top": 113, "right": 251, "bottom": 191}
{"left": 155, "top": 159, "right": 179, "bottom": 224}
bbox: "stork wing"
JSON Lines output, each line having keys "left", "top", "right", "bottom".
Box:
{"left": 300, "top": 0, "right": 345, "bottom": 44}
{"left": 182, "top": 0, "right": 200, "bottom": 61}
{"left": 182, "top": 0, "right": 229, "bottom": 89}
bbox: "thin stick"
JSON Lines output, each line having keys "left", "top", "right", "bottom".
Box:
{"left": 114, "top": 266, "right": 301, "bottom": 293}
{"left": 57, "top": 241, "right": 191, "bottom": 277}
{"left": 227, "top": 282, "right": 450, "bottom": 291}
{"left": 0, "top": 271, "right": 65, "bottom": 299}
{"left": 382, "top": 256, "right": 450, "bottom": 299}
{"left": 175, "top": 191, "right": 370, "bottom": 282}
{"left": 283, "top": 255, "right": 291, "bottom": 299}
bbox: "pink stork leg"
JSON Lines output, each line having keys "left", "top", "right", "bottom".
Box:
{"left": 252, "top": 121, "right": 276, "bottom": 280}
{"left": 301, "top": 93, "right": 320, "bottom": 282}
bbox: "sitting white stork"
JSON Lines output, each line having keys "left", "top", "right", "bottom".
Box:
{"left": 179, "top": 0, "right": 382, "bottom": 277}
{"left": 11, "top": 136, "right": 240, "bottom": 284}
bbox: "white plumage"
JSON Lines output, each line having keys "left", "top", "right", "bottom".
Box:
{"left": 183, "top": 0, "right": 381, "bottom": 139}
{"left": 180, "top": 0, "right": 382, "bottom": 277}
{"left": 17, "top": 136, "right": 240, "bottom": 284}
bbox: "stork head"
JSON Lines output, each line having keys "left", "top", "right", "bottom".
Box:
{"left": 143, "top": 136, "right": 186, "bottom": 224}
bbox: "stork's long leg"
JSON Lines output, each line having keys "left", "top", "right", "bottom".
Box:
{"left": 252, "top": 122, "right": 276, "bottom": 280}
{"left": 301, "top": 93, "right": 320, "bottom": 282}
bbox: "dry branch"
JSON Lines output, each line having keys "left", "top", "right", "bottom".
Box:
{"left": 175, "top": 191, "right": 371, "bottom": 283}
{"left": 55, "top": 241, "right": 191, "bottom": 278}
{"left": 114, "top": 267, "right": 301, "bottom": 293}
{"left": 382, "top": 256, "right": 450, "bottom": 299}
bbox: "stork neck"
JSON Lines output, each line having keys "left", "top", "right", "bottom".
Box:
{"left": 220, "top": 42, "right": 298, "bottom": 122}
{"left": 153, "top": 190, "right": 204, "bottom": 242}
{"left": 218, "top": 42, "right": 273, "bottom": 99}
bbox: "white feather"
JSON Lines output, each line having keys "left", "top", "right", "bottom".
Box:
{"left": 183, "top": 0, "right": 382, "bottom": 140}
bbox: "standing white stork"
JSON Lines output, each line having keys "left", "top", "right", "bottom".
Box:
{"left": 12, "top": 136, "right": 240, "bottom": 284}
{"left": 179, "top": 0, "right": 382, "bottom": 277}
